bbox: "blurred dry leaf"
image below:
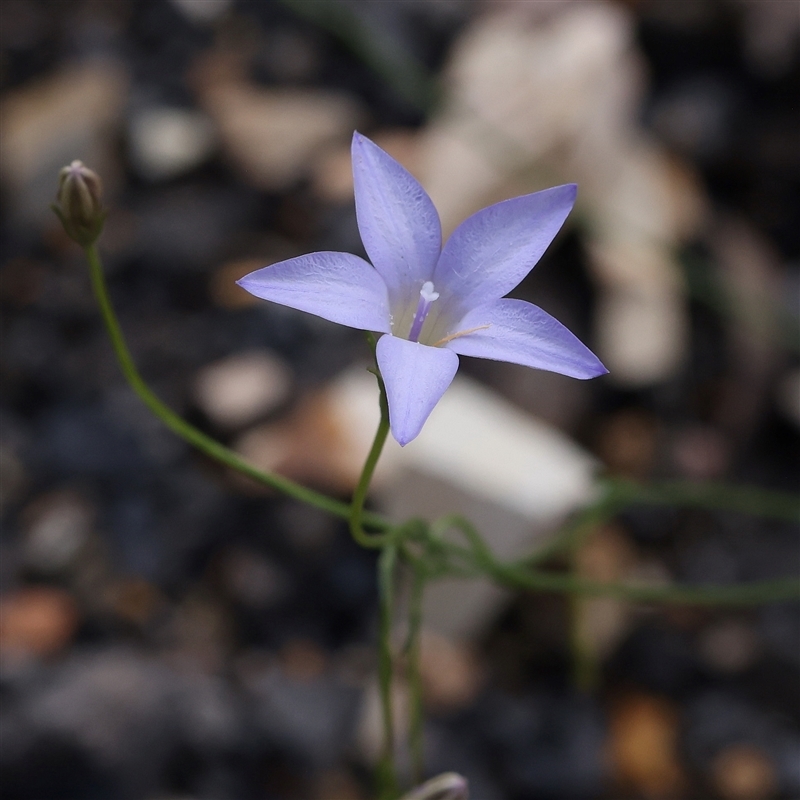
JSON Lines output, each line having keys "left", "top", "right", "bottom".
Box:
{"left": 418, "top": 2, "right": 708, "bottom": 385}
{"left": 0, "top": 60, "right": 128, "bottom": 226}
{"left": 208, "top": 88, "right": 361, "bottom": 190}
{"left": 312, "top": 129, "right": 421, "bottom": 203}
{"left": 193, "top": 50, "right": 362, "bottom": 190}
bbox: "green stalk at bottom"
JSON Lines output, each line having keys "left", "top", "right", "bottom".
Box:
{"left": 377, "top": 544, "right": 399, "bottom": 800}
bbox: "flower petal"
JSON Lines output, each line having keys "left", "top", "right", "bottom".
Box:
{"left": 433, "top": 184, "right": 577, "bottom": 317}
{"left": 445, "top": 298, "right": 608, "bottom": 379}
{"left": 377, "top": 335, "right": 459, "bottom": 446}
{"left": 237, "top": 252, "right": 391, "bottom": 332}
{"left": 352, "top": 132, "right": 442, "bottom": 309}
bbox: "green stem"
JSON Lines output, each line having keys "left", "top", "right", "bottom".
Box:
{"left": 405, "top": 564, "right": 426, "bottom": 786}
{"left": 377, "top": 544, "right": 399, "bottom": 800}
{"left": 83, "top": 243, "right": 391, "bottom": 531}
{"left": 518, "top": 477, "right": 800, "bottom": 571}
{"left": 492, "top": 565, "right": 800, "bottom": 606}
{"left": 349, "top": 364, "right": 393, "bottom": 548}
{"left": 608, "top": 477, "right": 800, "bottom": 522}
{"left": 430, "top": 514, "right": 800, "bottom": 605}
{"left": 83, "top": 239, "right": 800, "bottom": 610}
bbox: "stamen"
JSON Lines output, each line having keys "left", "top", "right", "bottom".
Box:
{"left": 432, "top": 324, "right": 491, "bottom": 347}
{"left": 407, "top": 281, "right": 439, "bottom": 342}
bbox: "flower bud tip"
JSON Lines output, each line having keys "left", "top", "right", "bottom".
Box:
{"left": 52, "top": 160, "right": 106, "bottom": 246}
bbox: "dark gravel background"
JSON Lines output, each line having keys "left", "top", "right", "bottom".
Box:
{"left": 1, "top": 1, "right": 798, "bottom": 799}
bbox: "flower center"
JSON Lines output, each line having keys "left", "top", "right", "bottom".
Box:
{"left": 407, "top": 281, "right": 439, "bottom": 343}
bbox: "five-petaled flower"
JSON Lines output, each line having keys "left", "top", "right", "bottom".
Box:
{"left": 238, "top": 133, "right": 607, "bottom": 446}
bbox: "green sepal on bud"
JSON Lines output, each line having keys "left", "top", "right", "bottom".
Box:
{"left": 52, "top": 160, "right": 107, "bottom": 247}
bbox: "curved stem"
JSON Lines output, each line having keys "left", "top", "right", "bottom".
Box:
{"left": 83, "top": 238, "right": 799, "bottom": 611}
{"left": 348, "top": 360, "right": 393, "bottom": 548}
{"left": 84, "top": 243, "right": 391, "bottom": 530}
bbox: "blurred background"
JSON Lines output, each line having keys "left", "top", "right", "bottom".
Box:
{"left": 1, "top": 1, "right": 799, "bottom": 798}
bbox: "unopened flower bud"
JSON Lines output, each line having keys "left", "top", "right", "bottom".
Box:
{"left": 52, "top": 160, "right": 106, "bottom": 246}
{"left": 400, "top": 772, "right": 469, "bottom": 800}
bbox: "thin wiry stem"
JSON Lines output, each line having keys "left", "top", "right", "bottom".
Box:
{"left": 607, "top": 477, "right": 800, "bottom": 521}
{"left": 431, "top": 514, "right": 800, "bottom": 606}
{"left": 494, "top": 566, "right": 800, "bottom": 605}
{"left": 377, "top": 545, "right": 399, "bottom": 800}
{"left": 85, "top": 239, "right": 800, "bottom": 609}
{"left": 349, "top": 345, "right": 394, "bottom": 548}
{"left": 84, "top": 242, "right": 391, "bottom": 531}
{"left": 405, "top": 565, "right": 426, "bottom": 786}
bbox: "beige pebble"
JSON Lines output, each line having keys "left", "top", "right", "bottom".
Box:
{"left": 0, "top": 586, "right": 80, "bottom": 659}
{"left": 21, "top": 490, "right": 94, "bottom": 573}
{"left": 609, "top": 693, "right": 685, "bottom": 798}
{"left": 595, "top": 408, "right": 659, "bottom": 478}
{"left": 419, "top": 630, "right": 484, "bottom": 712}
{"left": 193, "top": 349, "right": 292, "bottom": 429}
{"left": 128, "top": 106, "right": 216, "bottom": 181}
{"left": 711, "top": 744, "right": 777, "bottom": 800}
{"left": 102, "top": 577, "right": 165, "bottom": 627}
{"left": 280, "top": 638, "right": 328, "bottom": 683}
{"left": 698, "top": 619, "right": 760, "bottom": 674}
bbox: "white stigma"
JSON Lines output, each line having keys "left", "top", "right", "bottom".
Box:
{"left": 420, "top": 281, "right": 439, "bottom": 302}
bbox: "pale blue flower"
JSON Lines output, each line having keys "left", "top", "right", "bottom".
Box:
{"left": 239, "top": 133, "right": 607, "bottom": 445}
